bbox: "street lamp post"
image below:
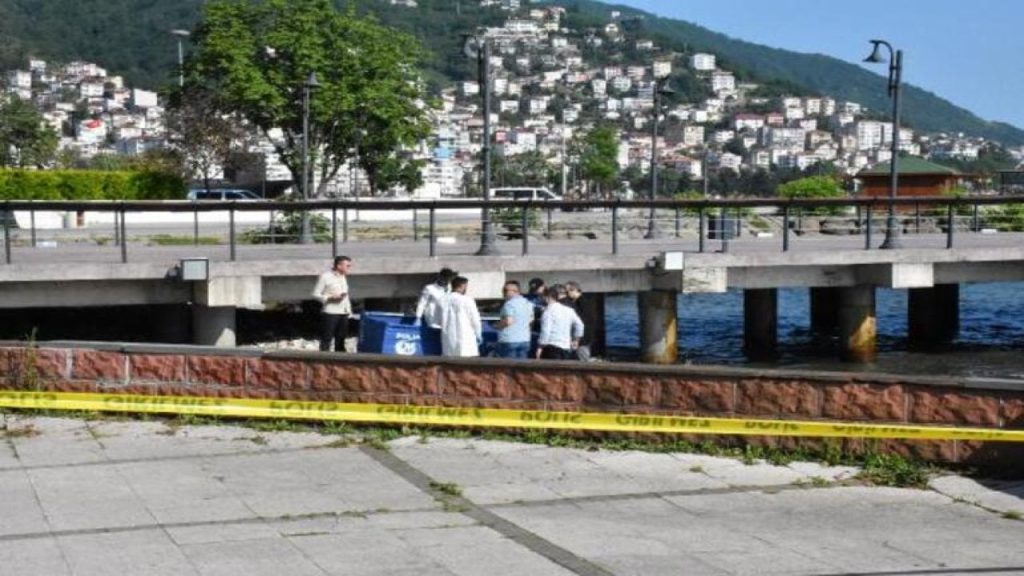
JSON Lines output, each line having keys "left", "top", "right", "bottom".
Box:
{"left": 864, "top": 39, "right": 903, "bottom": 249}
{"left": 301, "top": 71, "right": 320, "bottom": 245}
{"left": 645, "top": 77, "right": 674, "bottom": 239}
{"left": 464, "top": 34, "right": 499, "bottom": 255}
{"left": 170, "top": 29, "right": 190, "bottom": 87}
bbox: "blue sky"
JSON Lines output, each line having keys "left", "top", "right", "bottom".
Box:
{"left": 605, "top": 0, "right": 1024, "bottom": 130}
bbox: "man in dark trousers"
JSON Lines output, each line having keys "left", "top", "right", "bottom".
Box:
{"left": 311, "top": 256, "right": 352, "bottom": 352}
{"left": 565, "top": 281, "right": 597, "bottom": 361}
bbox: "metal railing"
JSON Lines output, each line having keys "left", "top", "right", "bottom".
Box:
{"left": 2, "top": 195, "right": 1024, "bottom": 264}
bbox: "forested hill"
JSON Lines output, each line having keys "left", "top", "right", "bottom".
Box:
{"left": 0, "top": 0, "right": 1020, "bottom": 146}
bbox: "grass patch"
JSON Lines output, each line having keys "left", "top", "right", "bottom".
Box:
{"left": 430, "top": 481, "right": 463, "bottom": 497}
{"left": 857, "top": 453, "right": 930, "bottom": 488}
{"left": 1002, "top": 511, "right": 1022, "bottom": 521}
{"left": 148, "top": 234, "right": 220, "bottom": 246}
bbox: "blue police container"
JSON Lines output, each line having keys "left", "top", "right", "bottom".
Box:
{"left": 358, "top": 312, "right": 499, "bottom": 356}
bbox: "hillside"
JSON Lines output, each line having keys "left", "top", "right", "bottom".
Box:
{"left": 0, "top": 0, "right": 1020, "bottom": 146}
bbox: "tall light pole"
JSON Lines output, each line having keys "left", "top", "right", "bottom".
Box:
{"left": 464, "top": 34, "right": 498, "bottom": 255}
{"left": 301, "top": 71, "right": 320, "bottom": 244}
{"left": 645, "top": 77, "right": 674, "bottom": 239}
{"left": 864, "top": 39, "right": 903, "bottom": 249}
{"left": 170, "top": 29, "right": 190, "bottom": 87}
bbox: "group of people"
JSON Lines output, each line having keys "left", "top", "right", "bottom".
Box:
{"left": 310, "top": 256, "right": 595, "bottom": 361}
{"left": 415, "top": 268, "right": 596, "bottom": 360}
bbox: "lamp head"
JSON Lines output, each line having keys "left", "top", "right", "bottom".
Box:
{"left": 170, "top": 29, "right": 191, "bottom": 38}
{"left": 863, "top": 40, "right": 885, "bottom": 63}
{"left": 305, "top": 71, "right": 321, "bottom": 89}
{"left": 462, "top": 32, "right": 483, "bottom": 59}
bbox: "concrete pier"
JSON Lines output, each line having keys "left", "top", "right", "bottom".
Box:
{"left": 639, "top": 290, "right": 677, "bottom": 364}
{"left": 809, "top": 287, "right": 839, "bottom": 336}
{"left": 743, "top": 288, "right": 778, "bottom": 360}
{"left": 908, "top": 284, "right": 960, "bottom": 349}
{"left": 192, "top": 305, "right": 237, "bottom": 347}
{"left": 838, "top": 286, "right": 876, "bottom": 362}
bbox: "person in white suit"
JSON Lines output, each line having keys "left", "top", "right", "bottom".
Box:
{"left": 440, "top": 276, "right": 482, "bottom": 357}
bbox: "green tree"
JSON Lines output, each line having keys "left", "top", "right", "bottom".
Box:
{"left": 166, "top": 86, "right": 245, "bottom": 193}
{"left": 777, "top": 175, "right": 846, "bottom": 215}
{"left": 185, "top": 0, "right": 432, "bottom": 196}
{"left": 0, "top": 96, "right": 58, "bottom": 169}
{"left": 576, "top": 125, "right": 619, "bottom": 199}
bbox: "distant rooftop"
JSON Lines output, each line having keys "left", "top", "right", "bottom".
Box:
{"left": 858, "top": 156, "right": 960, "bottom": 177}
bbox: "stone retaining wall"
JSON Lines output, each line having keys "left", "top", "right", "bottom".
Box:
{"left": 2, "top": 342, "right": 1022, "bottom": 467}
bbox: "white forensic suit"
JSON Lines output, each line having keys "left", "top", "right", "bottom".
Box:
{"left": 440, "top": 292, "right": 482, "bottom": 357}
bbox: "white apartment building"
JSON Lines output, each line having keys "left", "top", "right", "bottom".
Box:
{"left": 712, "top": 129, "right": 735, "bottom": 144}
{"left": 854, "top": 120, "right": 892, "bottom": 150}
{"left": 591, "top": 78, "right": 607, "bottom": 97}
{"left": 690, "top": 53, "right": 716, "bottom": 71}
{"left": 131, "top": 89, "right": 158, "bottom": 108}
{"left": 6, "top": 70, "right": 30, "bottom": 89}
{"left": 499, "top": 100, "right": 520, "bottom": 114}
{"left": 711, "top": 71, "right": 735, "bottom": 93}
{"left": 682, "top": 125, "right": 705, "bottom": 147}
{"left": 653, "top": 60, "right": 672, "bottom": 79}
{"left": 611, "top": 76, "right": 632, "bottom": 92}
{"left": 734, "top": 114, "right": 765, "bottom": 131}
{"left": 626, "top": 66, "right": 647, "bottom": 80}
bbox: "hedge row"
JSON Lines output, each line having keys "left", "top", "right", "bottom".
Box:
{"left": 0, "top": 170, "right": 184, "bottom": 201}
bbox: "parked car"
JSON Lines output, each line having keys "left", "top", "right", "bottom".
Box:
{"left": 492, "top": 187, "right": 562, "bottom": 202}
{"left": 186, "top": 189, "right": 263, "bottom": 201}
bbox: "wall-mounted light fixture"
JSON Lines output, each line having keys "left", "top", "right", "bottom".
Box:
{"left": 180, "top": 257, "right": 209, "bottom": 281}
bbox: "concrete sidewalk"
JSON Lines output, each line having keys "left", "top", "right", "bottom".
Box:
{"left": 1, "top": 413, "right": 1022, "bottom": 576}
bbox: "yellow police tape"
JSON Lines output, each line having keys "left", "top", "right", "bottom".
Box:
{"left": 1, "top": 389, "right": 1023, "bottom": 442}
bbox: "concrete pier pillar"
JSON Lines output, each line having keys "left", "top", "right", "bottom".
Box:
{"left": 192, "top": 305, "right": 236, "bottom": 347}
{"left": 908, "top": 284, "right": 960, "bottom": 349}
{"left": 639, "top": 290, "right": 677, "bottom": 364}
{"left": 809, "top": 287, "right": 839, "bottom": 336}
{"left": 743, "top": 288, "right": 778, "bottom": 360}
{"left": 838, "top": 286, "right": 876, "bottom": 362}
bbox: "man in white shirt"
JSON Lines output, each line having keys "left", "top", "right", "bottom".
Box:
{"left": 536, "top": 286, "right": 584, "bottom": 360}
{"left": 415, "top": 267, "right": 457, "bottom": 329}
{"left": 311, "top": 256, "right": 352, "bottom": 352}
{"left": 440, "top": 276, "right": 482, "bottom": 357}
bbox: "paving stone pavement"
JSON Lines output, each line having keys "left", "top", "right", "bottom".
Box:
{"left": 1, "top": 414, "right": 1023, "bottom": 576}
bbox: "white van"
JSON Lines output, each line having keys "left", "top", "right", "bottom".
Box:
{"left": 492, "top": 187, "right": 562, "bottom": 202}
{"left": 187, "top": 189, "right": 263, "bottom": 201}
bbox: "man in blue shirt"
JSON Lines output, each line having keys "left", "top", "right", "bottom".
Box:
{"left": 494, "top": 280, "right": 533, "bottom": 359}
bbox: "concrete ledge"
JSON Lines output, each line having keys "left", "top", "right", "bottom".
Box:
{"left": 2, "top": 342, "right": 1022, "bottom": 467}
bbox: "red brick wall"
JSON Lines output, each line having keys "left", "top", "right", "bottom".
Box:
{"left": 2, "top": 344, "right": 1022, "bottom": 466}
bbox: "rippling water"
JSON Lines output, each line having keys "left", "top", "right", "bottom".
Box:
{"left": 604, "top": 283, "right": 1024, "bottom": 379}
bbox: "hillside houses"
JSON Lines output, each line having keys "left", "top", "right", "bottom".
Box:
{"left": 0, "top": 2, "right": 1012, "bottom": 199}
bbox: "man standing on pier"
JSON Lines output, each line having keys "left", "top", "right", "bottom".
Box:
{"left": 536, "top": 287, "right": 584, "bottom": 360}
{"left": 415, "top": 267, "right": 457, "bottom": 329}
{"left": 565, "top": 281, "right": 596, "bottom": 361}
{"left": 494, "top": 280, "right": 533, "bottom": 359}
{"left": 312, "top": 256, "right": 353, "bottom": 352}
{"left": 441, "top": 276, "right": 482, "bottom": 357}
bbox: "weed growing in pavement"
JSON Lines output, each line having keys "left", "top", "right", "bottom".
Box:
{"left": 248, "top": 419, "right": 302, "bottom": 433}
{"left": 1002, "top": 511, "right": 1022, "bottom": 521}
{"left": 857, "top": 452, "right": 931, "bottom": 488}
{"left": 430, "top": 481, "right": 463, "bottom": 497}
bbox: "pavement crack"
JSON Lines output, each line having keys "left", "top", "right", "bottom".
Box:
{"left": 358, "top": 445, "right": 615, "bottom": 576}
{"left": 488, "top": 480, "right": 844, "bottom": 510}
